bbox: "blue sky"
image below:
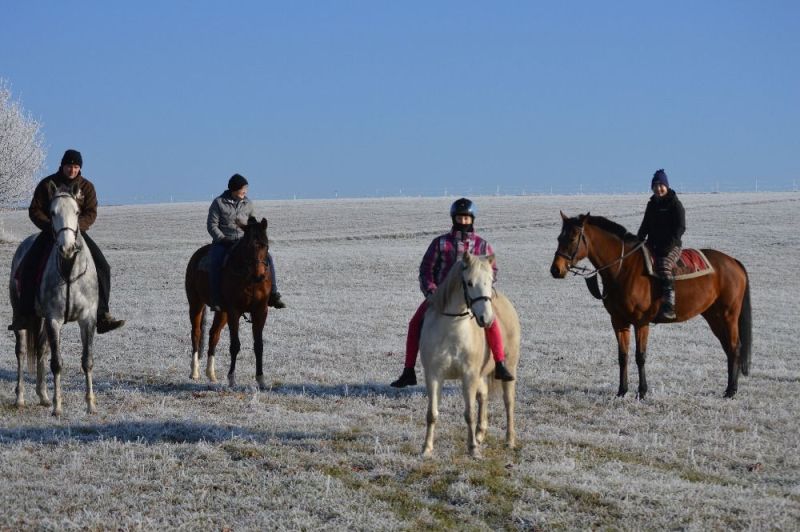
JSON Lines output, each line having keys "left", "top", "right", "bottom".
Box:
{"left": 2, "top": 1, "right": 798, "bottom": 203}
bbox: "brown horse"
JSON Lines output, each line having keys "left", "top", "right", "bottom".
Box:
{"left": 185, "top": 217, "right": 272, "bottom": 390}
{"left": 550, "top": 212, "right": 751, "bottom": 399}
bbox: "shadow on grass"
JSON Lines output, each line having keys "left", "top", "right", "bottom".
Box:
{"left": 0, "top": 419, "right": 345, "bottom": 446}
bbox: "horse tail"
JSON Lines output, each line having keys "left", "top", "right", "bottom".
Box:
{"left": 25, "top": 324, "right": 38, "bottom": 374}
{"left": 199, "top": 305, "right": 208, "bottom": 357}
{"left": 736, "top": 260, "right": 752, "bottom": 376}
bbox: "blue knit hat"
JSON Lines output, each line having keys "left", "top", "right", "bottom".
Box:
{"left": 61, "top": 149, "right": 83, "bottom": 167}
{"left": 651, "top": 169, "right": 669, "bottom": 188}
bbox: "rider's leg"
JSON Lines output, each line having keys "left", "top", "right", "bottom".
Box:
{"left": 207, "top": 242, "right": 228, "bottom": 310}
{"left": 390, "top": 300, "right": 428, "bottom": 387}
{"left": 655, "top": 246, "right": 680, "bottom": 320}
{"left": 485, "top": 320, "right": 514, "bottom": 381}
{"left": 83, "top": 232, "right": 124, "bottom": 333}
{"left": 9, "top": 232, "right": 52, "bottom": 330}
{"left": 266, "top": 252, "right": 286, "bottom": 308}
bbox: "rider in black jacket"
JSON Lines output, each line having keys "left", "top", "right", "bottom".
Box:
{"left": 637, "top": 169, "right": 685, "bottom": 320}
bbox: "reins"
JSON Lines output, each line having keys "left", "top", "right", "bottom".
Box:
{"left": 561, "top": 225, "right": 645, "bottom": 300}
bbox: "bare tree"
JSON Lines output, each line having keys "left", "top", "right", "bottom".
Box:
{"left": 0, "top": 79, "right": 46, "bottom": 209}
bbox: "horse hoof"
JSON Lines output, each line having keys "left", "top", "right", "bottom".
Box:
{"left": 39, "top": 398, "right": 52, "bottom": 407}
{"left": 476, "top": 432, "right": 486, "bottom": 444}
{"left": 257, "top": 378, "right": 267, "bottom": 392}
{"left": 724, "top": 390, "right": 737, "bottom": 399}
{"left": 228, "top": 376, "right": 236, "bottom": 388}
{"left": 15, "top": 400, "right": 24, "bottom": 409}
{"left": 616, "top": 390, "right": 627, "bottom": 398}
{"left": 470, "top": 448, "right": 483, "bottom": 460}
{"left": 190, "top": 371, "right": 200, "bottom": 381}
{"left": 52, "top": 408, "right": 62, "bottom": 417}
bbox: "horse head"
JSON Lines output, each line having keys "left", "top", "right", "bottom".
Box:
{"left": 234, "top": 216, "right": 270, "bottom": 283}
{"left": 461, "top": 251, "right": 496, "bottom": 328}
{"left": 47, "top": 181, "right": 83, "bottom": 260}
{"left": 550, "top": 211, "right": 590, "bottom": 278}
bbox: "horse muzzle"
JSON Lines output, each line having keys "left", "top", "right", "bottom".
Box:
{"left": 550, "top": 257, "right": 569, "bottom": 278}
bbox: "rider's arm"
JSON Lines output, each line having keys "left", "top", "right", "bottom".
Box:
{"left": 28, "top": 180, "right": 52, "bottom": 231}
{"left": 418, "top": 237, "right": 440, "bottom": 296}
{"left": 206, "top": 199, "right": 226, "bottom": 243}
{"left": 673, "top": 200, "right": 686, "bottom": 244}
{"left": 636, "top": 204, "right": 651, "bottom": 241}
{"left": 485, "top": 241, "right": 498, "bottom": 282}
{"left": 78, "top": 180, "right": 97, "bottom": 232}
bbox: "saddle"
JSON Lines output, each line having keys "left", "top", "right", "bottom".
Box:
{"left": 642, "top": 246, "right": 714, "bottom": 280}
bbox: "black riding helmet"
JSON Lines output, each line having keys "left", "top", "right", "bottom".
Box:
{"left": 450, "top": 198, "right": 476, "bottom": 232}
{"left": 450, "top": 197, "right": 476, "bottom": 220}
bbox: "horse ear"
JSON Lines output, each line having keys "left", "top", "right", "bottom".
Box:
{"left": 486, "top": 254, "right": 496, "bottom": 266}
{"left": 71, "top": 182, "right": 82, "bottom": 199}
{"left": 462, "top": 251, "right": 473, "bottom": 264}
{"left": 560, "top": 210, "right": 569, "bottom": 221}
{"left": 47, "top": 180, "right": 58, "bottom": 197}
{"left": 579, "top": 212, "right": 590, "bottom": 226}
{"left": 260, "top": 218, "right": 268, "bottom": 231}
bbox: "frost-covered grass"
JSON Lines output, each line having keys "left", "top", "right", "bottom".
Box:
{"left": 0, "top": 192, "right": 798, "bottom": 529}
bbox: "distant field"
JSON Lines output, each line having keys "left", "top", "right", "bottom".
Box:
{"left": 1, "top": 192, "right": 798, "bottom": 529}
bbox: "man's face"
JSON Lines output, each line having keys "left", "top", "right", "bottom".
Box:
{"left": 231, "top": 185, "right": 248, "bottom": 200}
{"left": 652, "top": 183, "right": 668, "bottom": 197}
{"left": 61, "top": 164, "right": 81, "bottom": 179}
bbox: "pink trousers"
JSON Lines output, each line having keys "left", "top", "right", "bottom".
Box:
{"left": 403, "top": 300, "right": 505, "bottom": 369}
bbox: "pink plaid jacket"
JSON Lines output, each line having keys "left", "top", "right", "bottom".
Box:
{"left": 418, "top": 229, "right": 496, "bottom": 296}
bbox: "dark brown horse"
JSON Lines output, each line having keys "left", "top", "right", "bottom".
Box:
{"left": 185, "top": 217, "right": 272, "bottom": 390}
{"left": 550, "top": 212, "right": 751, "bottom": 398}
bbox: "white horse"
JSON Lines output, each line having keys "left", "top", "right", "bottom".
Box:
{"left": 9, "top": 182, "right": 99, "bottom": 415}
{"left": 420, "top": 251, "right": 521, "bottom": 458}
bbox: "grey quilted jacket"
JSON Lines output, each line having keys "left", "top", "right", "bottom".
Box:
{"left": 207, "top": 190, "right": 254, "bottom": 243}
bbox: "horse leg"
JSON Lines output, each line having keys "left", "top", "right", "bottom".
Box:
{"left": 703, "top": 310, "right": 740, "bottom": 398}
{"left": 45, "top": 319, "right": 64, "bottom": 416}
{"left": 206, "top": 311, "right": 227, "bottom": 383}
{"left": 462, "top": 375, "right": 481, "bottom": 459}
{"left": 227, "top": 313, "right": 241, "bottom": 388}
{"left": 81, "top": 319, "right": 97, "bottom": 414}
{"left": 612, "top": 318, "right": 631, "bottom": 397}
{"left": 475, "top": 377, "right": 489, "bottom": 444}
{"left": 503, "top": 379, "right": 517, "bottom": 449}
{"left": 251, "top": 309, "right": 268, "bottom": 391}
{"left": 34, "top": 323, "right": 50, "bottom": 406}
{"left": 422, "top": 376, "right": 441, "bottom": 458}
{"left": 634, "top": 325, "right": 651, "bottom": 400}
{"left": 14, "top": 330, "right": 25, "bottom": 408}
{"left": 189, "top": 302, "right": 205, "bottom": 380}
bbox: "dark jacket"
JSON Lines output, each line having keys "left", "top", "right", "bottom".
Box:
{"left": 29, "top": 171, "right": 98, "bottom": 232}
{"left": 637, "top": 189, "right": 685, "bottom": 254}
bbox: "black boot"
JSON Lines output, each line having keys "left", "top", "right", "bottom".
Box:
{"left": 97, "top": 313, "right": 125, "bottom": 334}
{"left": 268, "top": 291, "right": 286, "bottom": 309}
{"left": 494, "top": 361, "right": 515, "bottom": 381}
{"left": 657, "top": 278, "right": 677, "bottom": 321}
{"left": 390, "top": 367, "right": 417, "bottom": 388}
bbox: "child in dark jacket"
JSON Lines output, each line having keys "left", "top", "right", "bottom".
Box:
{"left": 637, "top": 169, "right": 686, "bottom": 320}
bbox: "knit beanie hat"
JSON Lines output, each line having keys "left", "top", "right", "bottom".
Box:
{"left": 61, "top": 149, "right": 83, "bottom": 167}
{"left": 228, "top": 173, "right": 249, "bottom": 191}
{"left": 651, "top": 169, "right": 669, "bottom": 188}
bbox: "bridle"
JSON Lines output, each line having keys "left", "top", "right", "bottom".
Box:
{"left": 556, "top": 221, "right": 644, "bottom": 299}
{"left": 442, "top": 264, "right": 494, "bottom": 319}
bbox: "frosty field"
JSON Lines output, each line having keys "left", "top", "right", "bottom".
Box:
{"left": 0, "top": 192, "right": 798, "bottom": 530}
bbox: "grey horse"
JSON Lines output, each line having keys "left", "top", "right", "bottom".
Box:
{"left": 9, "top": 182, "right": 99, "bottom": 415}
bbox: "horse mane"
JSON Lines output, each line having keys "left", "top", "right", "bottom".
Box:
{"left": 429, "top": 258, "right": 466, "bottom": 313}
{"left": 584, "top": 215, "right": 640, "bottom": 244}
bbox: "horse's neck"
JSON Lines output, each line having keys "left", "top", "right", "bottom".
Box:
{"left": 585, "top": 225, "right": 640, "bottom": 284}
{"left": 434, "top": 268, "right": 468, "bottom": 314}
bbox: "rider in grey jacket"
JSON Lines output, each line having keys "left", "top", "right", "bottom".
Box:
{"left": 206, "top": 174, "right": 286, "bottom": 310}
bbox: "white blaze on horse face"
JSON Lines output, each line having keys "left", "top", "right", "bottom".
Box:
{"left": 52, "top": 195, "right": 80, "bottom": 258}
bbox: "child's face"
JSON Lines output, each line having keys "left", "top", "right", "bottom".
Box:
{"left": 454, "top": 214, "right": 473, "bottom": 225}
{"left": 652, "top": 183, "right": 668, "bottom": 197}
